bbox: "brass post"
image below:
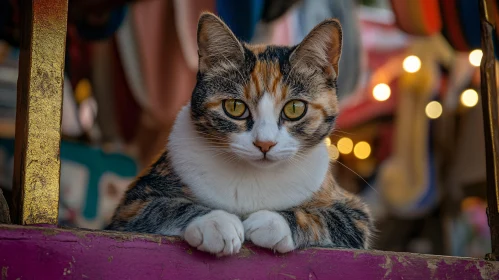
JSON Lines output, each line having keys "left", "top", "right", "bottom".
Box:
{"left": 479, "top": 0, "right": 499, "bottom": 260}
{"left": 12, "top": 0, "right": 68, "bottom": 225}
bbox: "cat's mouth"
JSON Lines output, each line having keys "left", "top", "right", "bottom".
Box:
{"left": 251, "top": 157, "right": 281, "bottom": 168}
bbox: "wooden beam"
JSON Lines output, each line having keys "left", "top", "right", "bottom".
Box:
{"left": 0, "top": 189, "right": 9, "bottom": 224}
{"left": 0, "top": 224, "right": 498, "bottom": 279}
{"left": 12, "top": 0, "right": 68, "bottom": 225}
{"left": 479, "top": 0, "right": 499, "bottom": 260}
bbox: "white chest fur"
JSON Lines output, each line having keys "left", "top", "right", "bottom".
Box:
{"left": 168, "top": 106, "right": 330, "bottom": 216}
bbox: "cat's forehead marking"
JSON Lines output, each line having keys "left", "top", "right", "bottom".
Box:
{"left": 244, "top": 45, "right": 294, "bottom": 105}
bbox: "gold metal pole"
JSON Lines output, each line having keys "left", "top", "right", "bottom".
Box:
{"left": 479, "top": 0, "right": 499, "bottom": 260}
{"left": 12, "top": 0, "right": 68, "bottom": 225}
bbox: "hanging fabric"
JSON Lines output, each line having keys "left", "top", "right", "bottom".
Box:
{"left": 174, "top": 0, "right": 217, "bottom": 71}
{"left": 295, "top": 0, "right": 363, "bottom": 100}
{"left": 130, "top": 0, "right": 203, "bottom": 164}
{"left": 111, "top": 39, "right": 142, "bottom": 144}
{"left": 439, "top": 0, "right": 470, "bottom": 52}
{"left": 390, "top": 0, "right": 442, "bottom": 36}
{"left": 391, "top": 0, "right": 499, "bottom": 57}
{"left": 115, "top": 12, "right": 150, "bottom": 111}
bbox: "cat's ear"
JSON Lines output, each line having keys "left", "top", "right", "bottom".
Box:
{"left": 197, "top": 12, "right": 245, "bottom": 73}
{"left": 290, "top": 19, "right": 342, "bottom": 77}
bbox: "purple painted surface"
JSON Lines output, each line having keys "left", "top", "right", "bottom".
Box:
{"left": 0, "top": 224, "right": 498, "bottom": 279}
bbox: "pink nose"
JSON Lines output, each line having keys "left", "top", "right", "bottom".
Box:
{"left": 253, "top": 141, "right": 276, "bottom": 153}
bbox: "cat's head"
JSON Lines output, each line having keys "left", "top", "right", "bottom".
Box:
{"left": 190, "top": 13, "right": 342, "bottom": 168}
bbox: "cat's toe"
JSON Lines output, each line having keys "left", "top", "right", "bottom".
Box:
{"left": 184, "top": 210, "right": 244, "bottom": 256}
{"left": 274, "top": 235, "right": 295, "bottom": 253}
{"left": 184, "top": 223, "right": 203, "bottom": 248}
{"left": 243, "top": 210, "right": 296, "bottom": 253}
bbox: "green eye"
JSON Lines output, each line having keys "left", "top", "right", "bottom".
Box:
{"left": 282, "top": 100, "right": 307, "bottom": 121}
{"left": 223, "top": 99, "right": 249, "bottom": 119}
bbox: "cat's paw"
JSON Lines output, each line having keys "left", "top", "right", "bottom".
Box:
{"left": 183, "top": 210, "right": 244, "bottom": 257}
{"left": 243, "top": 210, "right": 295, "bottom": 253}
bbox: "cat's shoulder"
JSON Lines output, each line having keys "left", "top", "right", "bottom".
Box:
{"left": 126, "top": 149, "right": 183, "bottom": 196}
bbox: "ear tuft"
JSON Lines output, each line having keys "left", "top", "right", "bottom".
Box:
{"left": 197, "top": 12, "right": 244, "bottom": 72}
{"left": 290, "top": 19, "right": 343, "bottom": 77}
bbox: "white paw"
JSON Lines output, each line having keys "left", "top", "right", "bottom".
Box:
{"left": 243, "top": 210, "right": 295, "bottom": 253}
{"left": 183, "top": 210, "right": 244, "bottom": 256}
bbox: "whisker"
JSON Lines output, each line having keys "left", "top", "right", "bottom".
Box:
{"left": 331, "top": 129, "right": 355, "bottom": 136}
{"left": 334, "top": 160, "right": 379, "bottom": 195}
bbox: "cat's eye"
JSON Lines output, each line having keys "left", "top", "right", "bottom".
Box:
{"left": 223, "top": 99, "right": 249, "bottom": 119}
{"left": 282, "top": 100, "right": 307, "bottom": 121}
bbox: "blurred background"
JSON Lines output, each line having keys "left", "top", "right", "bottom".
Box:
{"left": 0, "top": 0, "right": 495, "bottom": 257}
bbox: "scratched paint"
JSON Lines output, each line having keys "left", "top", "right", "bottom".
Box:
{"left": 2, "top": 266, "right": 8, "bottom": 280}
{"left": 0, "top": 225, "right": 498, "bottom": 279}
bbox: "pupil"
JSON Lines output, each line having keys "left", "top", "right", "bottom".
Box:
{"left": 233, "top": 101, "right": 237, "bottom": 111}
{"left": 292, "top": 102, "right": 296, "bottom": 113}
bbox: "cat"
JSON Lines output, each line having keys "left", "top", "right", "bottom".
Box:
{"left": 106, "top": 12, "right": 374, "bottom": 256}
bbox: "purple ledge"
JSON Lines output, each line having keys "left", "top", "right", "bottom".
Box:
{"left": 0, "top": 224, "right": 498, "bottom": 279}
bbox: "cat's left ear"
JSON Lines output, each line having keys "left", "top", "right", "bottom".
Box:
{"left": 290, "top": 19, "right": 342, "bottom": 77}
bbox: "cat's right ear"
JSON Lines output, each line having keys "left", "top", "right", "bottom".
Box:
{"left": 197, "top": 12, "right": 245, "bottom": 73}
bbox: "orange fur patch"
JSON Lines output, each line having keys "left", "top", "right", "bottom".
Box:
{"left": 277, "top": 85, "right": 288, "bottom": 104}
{"left": 205, "top": 101, "right": 221, "bottom": 109}
{"left": 251, "top": 68, "right": 262, "bottom": 97}
{"left": 244, "top": 84, "right": 251, "bottom": 100}
{"left": 117, "top": 200, "right": 150, "bottom": 221}
{"left": 182, "top": 186, "right": 195, "bottom": 198}
{"left": 354, "top": 219, "right": 369, "bottom": 236}
{"left": 154, "top": 160, "right": 171, "bottom": 177}
{"left": 248, "top": 60, "right": 286, "bottom": 101}
{"left": 295, "top": 210, "right": 323, "bottom": 241}
{"left": 310, "top": 102, "right": 329, "bottom": 119}
{"left": 247, "top": 44, "right": 267, "bottom": 55}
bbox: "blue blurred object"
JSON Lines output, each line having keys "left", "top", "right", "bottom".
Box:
{"left": 455, "top": 0, "right": 499, "bottom": 58}
{"left": 216, "top": 0, "right": 265, "bottom": 42}
{"left": 456, "top": 0, "right": 480, "bottom": 49}
{"left": 76, "top": 6, "right": 128, "bottom": 41}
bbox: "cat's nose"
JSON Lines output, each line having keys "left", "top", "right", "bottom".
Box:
{"left": 253, "top": 140, "right": 276, "bottom": 153}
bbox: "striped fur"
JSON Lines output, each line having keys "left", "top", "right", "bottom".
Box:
{"left": 107, "top": 13, "right": 373, "bottom": 255}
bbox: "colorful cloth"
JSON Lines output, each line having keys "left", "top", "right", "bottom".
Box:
{"left": 0, "top": 137, "right": 137, "bottom": 229}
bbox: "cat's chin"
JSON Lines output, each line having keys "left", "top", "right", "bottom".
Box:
{"left": 245, "top": 158, "right": 284, "bottom": 169}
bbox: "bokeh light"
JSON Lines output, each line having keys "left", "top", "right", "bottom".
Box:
{"left": 324, "top": 137, "right": 331, "bottom": 146}
{"left": 460, "top": 89, "right": 479, "bottom": 108}
{"left": 425, "top": 101, "right": 443, "bottom": 119}
{"left": 373, "top": 83, "right": 391, "bottom": 101}
{"left": 353, "top": 141, "right": 371, "bottom": 160}
{"left": 337, "top": 137, "right": 354, "bottom": 154}
{"left": 328, "top": 144, "right": 340, "bottom": 160}
{"left": 403, "top": 55, "right": 421, "bottom": 73}
{"left": 469, "top": 49, "right": 483, "bottom": 67}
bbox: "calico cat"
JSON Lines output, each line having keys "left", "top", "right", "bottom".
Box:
{"left": 107, "top": 13, "right": 373, "bottom": 256}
